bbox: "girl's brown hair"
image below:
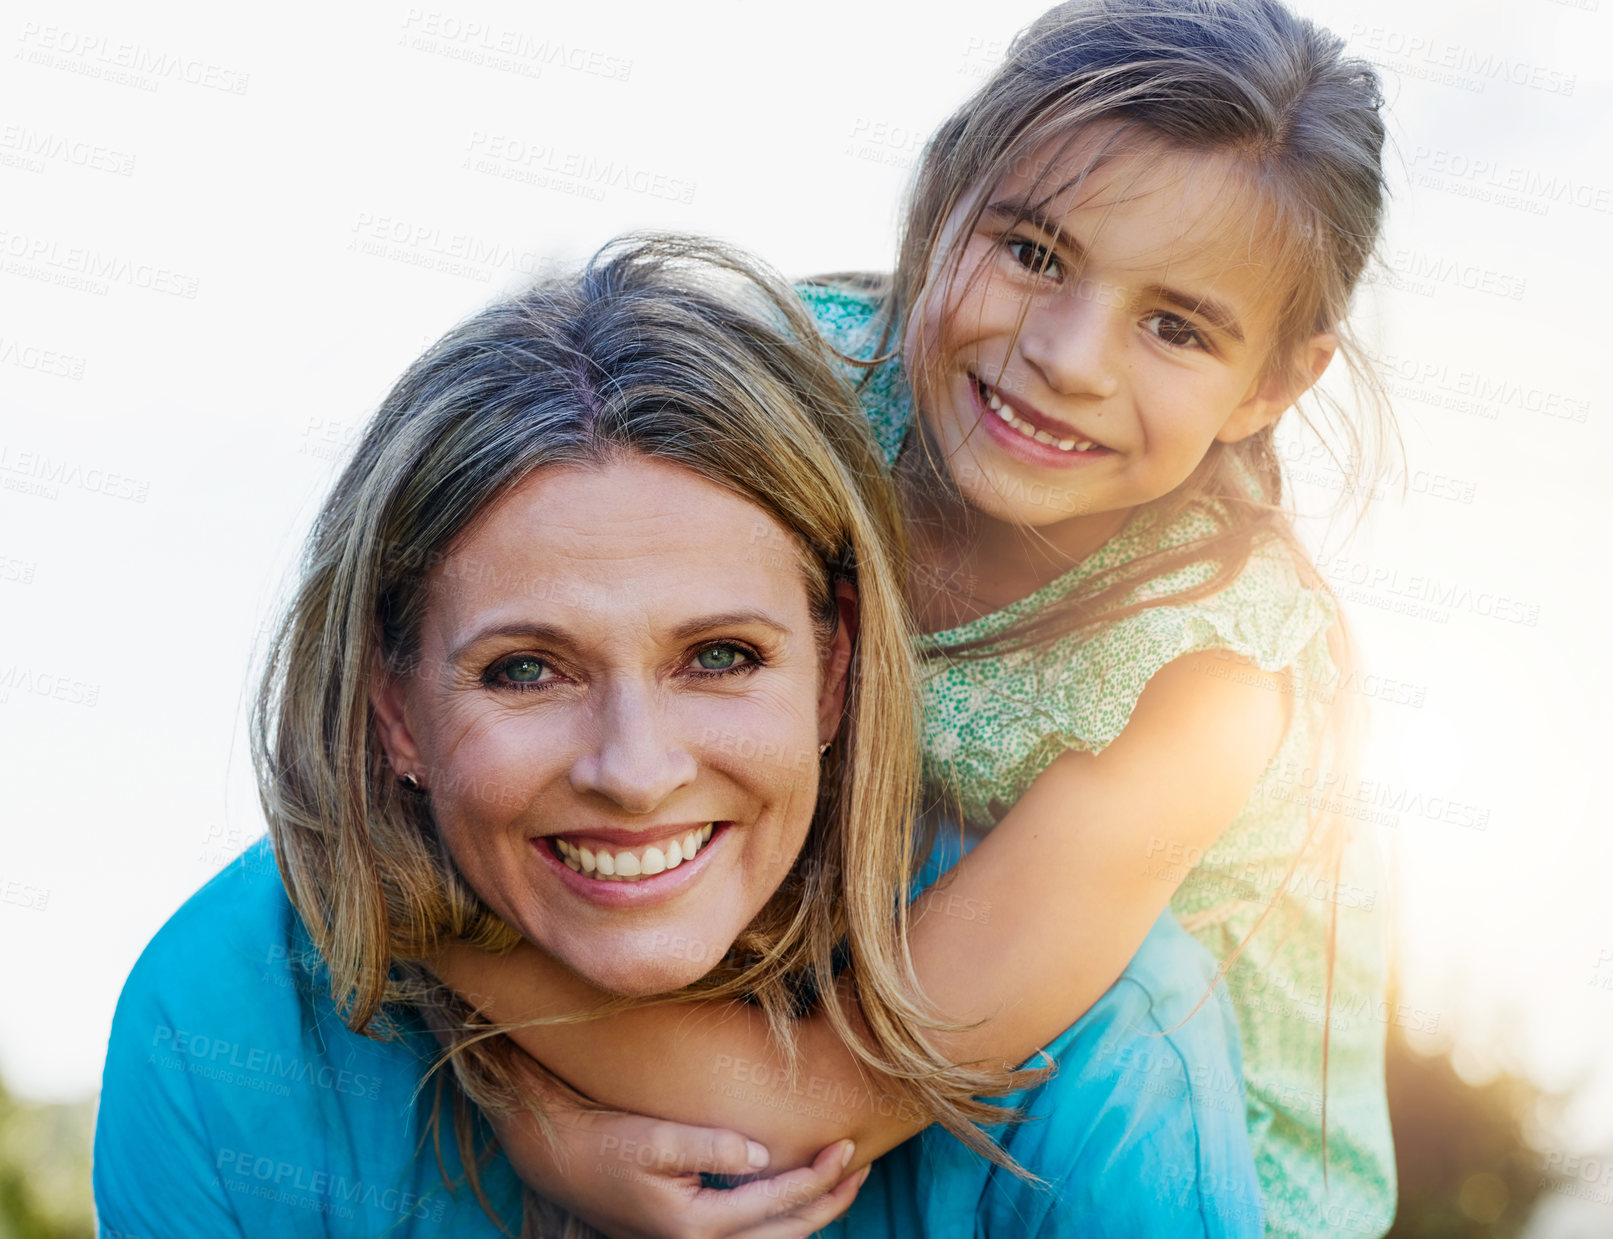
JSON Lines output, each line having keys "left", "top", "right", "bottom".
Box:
{"left": 820, "top": 0, "right": 1397, "bottom": 1176}
{"left": 870, "top": 0, "right": 1396, "bottom": 655}
{"left": 252, "top": 234, "right": 1031, "bottom": 1234}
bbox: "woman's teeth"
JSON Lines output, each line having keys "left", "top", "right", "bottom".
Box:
{"left": 553, "top": 824, "right": 715, "bottom": 882}
{"left": 980, "top": 383, "right": 1098, "bottom": 453}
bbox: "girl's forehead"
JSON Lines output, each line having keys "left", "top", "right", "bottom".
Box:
{"left": 994, "top": 138, "right": 1275, "bottom": 269}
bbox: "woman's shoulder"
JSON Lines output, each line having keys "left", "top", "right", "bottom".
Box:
{"left": 114, "top": 838, "right": 296, "bottom": 1015}
{"left": 95, "top": 838, "right": 516, "bottom": 1236}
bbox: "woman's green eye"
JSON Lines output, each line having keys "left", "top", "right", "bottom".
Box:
{"left": 504, "top": 657, "right": 547, "bottom": 683}
{"left": 696, "top": 646, "right": 744, "bottom": 671}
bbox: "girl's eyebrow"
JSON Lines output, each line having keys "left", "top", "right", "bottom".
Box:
{"left": 982, "top": 199, "right": 1247, "bottom": 346}
{"left": 1145, "top": 284, "right": 1246, "bottom": 344}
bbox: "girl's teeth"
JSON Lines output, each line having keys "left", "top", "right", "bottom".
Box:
{"left": 980, "top": 380, "right": 1104, "bottom": 455}
{"left": 556, "top": 825, "right": 715, "bottom": 882}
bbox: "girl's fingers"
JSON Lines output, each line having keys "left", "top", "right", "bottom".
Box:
{"left": 586, "top": 1114, "right": 770, "bottom": 1179}
{"left": 699, "top": 1139, "right": 858, "bottom": 1228}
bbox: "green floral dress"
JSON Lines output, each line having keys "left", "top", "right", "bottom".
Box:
{"left": 800, "top": 281, "right": 1397, "bottom": 1238}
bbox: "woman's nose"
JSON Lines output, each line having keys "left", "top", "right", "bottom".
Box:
{"left": 568, "top": 686, "right": 698, "bottom": 813}
{"left": 1017, "top": 280, "right": 1121, "bottom": 400}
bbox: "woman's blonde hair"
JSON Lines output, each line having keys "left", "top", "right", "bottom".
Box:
{"left": 251, "top": 234, "right": 1028, "bottom": 1233}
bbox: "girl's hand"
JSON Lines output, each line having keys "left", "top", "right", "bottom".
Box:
{"left": 499, "top": 1087, "right": 871, "bottom": 1239}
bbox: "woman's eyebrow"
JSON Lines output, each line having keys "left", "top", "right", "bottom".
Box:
{"left": 448, "top": 621, "right": 574, "bottom": 664}
{"left": 448, "top": 611, "right": 790, "bottom": 663}
{"left": 668, "top": 610, "right": 790, "bottom": 641}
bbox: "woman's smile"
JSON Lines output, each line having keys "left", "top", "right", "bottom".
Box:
{"left": 535, "top": 821, "right": 727, "bottom": 908}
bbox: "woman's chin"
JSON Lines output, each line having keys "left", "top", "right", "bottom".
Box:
{"left": 583, "top": 954, "right": 728, "bottom": 998}
{"left": 544, "top": 928, "right": 737, "bottom": 998}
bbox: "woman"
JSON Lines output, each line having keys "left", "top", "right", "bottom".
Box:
{"left": 93, "top": 236, "right": 1258, "bottom": 1238}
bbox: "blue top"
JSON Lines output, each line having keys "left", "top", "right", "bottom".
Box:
{"left": 96, "top": 839, "right": 1260, "bottom": 1237}
{"left": 93, "top": 841, "right": 520, "bottom": 1237}
{"left": 825, "top": 834, "right": 1264, "bottom": 1237}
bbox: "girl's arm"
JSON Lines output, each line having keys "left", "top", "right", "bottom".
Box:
{"left": 436, "top": 649, "right": 1287, "bottom": 1172}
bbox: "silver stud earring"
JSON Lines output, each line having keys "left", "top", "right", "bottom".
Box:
{"left": 818, "top": 743, "right": 830, "bottom": 757}
{"left": 400, "top": 771, "right": 422, "bottom": 790}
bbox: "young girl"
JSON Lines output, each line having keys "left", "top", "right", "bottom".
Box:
{"left": 436, "top": 0, "right": 1396, "bottom": 1234}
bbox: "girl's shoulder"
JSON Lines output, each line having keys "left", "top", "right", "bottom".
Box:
{"left": 795, "top": 276, "right": 912, "bottom": 470}
{"left": 796, "top": 275, "right": 887, "bottom": 350}
{"left": 1060, "top": 520, "right": 1338, "bottom": 753}
{"left": 927, "top": 509, "right": 1338, "bottom": 762}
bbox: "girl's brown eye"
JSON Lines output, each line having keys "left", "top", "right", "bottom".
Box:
{"left": 1007, "top": 238, "right": 1063, "bottom": 280}
{"left": 1143, "top": 312, "right": 1207, "bottom": 350}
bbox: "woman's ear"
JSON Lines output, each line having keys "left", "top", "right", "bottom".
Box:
{"left": 1217, "top": 332, "right": 1338, "bottom": 444}
{"left": 370, "top": 652, "right": 426, "bottom": 785}
{"left": 817, "top": 580, "right": 859, "bottom": 746}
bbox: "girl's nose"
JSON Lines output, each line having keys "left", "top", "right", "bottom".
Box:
{"left": 1016, "top": 280, "right": 1121, "bottom": 400}
{"left": 569, "top": 686, "right": 698, "bottom": 813}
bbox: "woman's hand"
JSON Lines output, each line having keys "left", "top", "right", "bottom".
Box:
{"left": 498, "top": 1074, "right": 871, "bottom": 1239}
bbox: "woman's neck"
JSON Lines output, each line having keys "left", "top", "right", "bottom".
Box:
{"left": 897, "top": 451, "right": 1132, "bottom": 634}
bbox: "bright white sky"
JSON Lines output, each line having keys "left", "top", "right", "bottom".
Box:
{"left": 2, "top": 0, "right": 1610, "bottom": 1173}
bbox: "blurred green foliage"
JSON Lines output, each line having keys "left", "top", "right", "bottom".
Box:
{"left": 0, "top": 1076, "right": 93, "bottom": 1239}
{"left": 1385, "top": 1015, "right": 1551, "bottom": 1239}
